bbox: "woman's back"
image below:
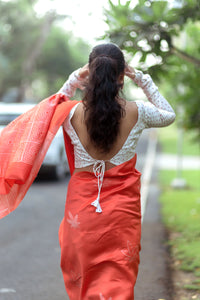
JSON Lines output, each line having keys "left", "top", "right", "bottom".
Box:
{"left": 62, "top": 66, "right": 176, "bottom": 175}
{"left": 70, "top": 100, "right": 138, "bottom": 171}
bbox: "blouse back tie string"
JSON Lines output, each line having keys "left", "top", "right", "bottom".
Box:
{"left": 91, "top": 160, "right": 105, "bottom": 213}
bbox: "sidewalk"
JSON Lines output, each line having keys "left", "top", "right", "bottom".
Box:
{"left": 156, "top": 154, "right": 200, "bottom": 170}
{"left": 135, "top": 132, "right": 199, "bottom": 299}
{"left": 135, "top": 138, "right": 173, "bottom": 300}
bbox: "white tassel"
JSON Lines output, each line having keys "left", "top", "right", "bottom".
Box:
{"left": 96, "top": 202, "right": 102, "bottom": 213}
{"left": 91, "top": 195, "right": 102, "bottom": 213}
{"left": 91, "top": 197, "right": 99, "bottom": 208}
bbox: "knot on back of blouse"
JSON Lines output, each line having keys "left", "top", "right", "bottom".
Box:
{"left": 63, "top": 102, "right": 145, "bottom": 213}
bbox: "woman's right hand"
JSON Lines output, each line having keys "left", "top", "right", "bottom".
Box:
{"left": 79, "top": 64, "right": 89, "bottom": 79}
{"left": 125, "top": 65, "right": 136, "bottom": 80}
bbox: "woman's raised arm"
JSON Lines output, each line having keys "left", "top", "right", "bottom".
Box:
{"left": 57, "top": 68, "right": 85, "bottom": 98}
{"left": 125, "top": 65, "right": 176, "bottom": 128}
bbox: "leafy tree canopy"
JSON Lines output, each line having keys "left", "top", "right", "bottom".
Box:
{"left": 104, "top": 0, "right": 200, "bottom": 136}
{"left": 0, "top": 0, "right": 89, "bottom": 102}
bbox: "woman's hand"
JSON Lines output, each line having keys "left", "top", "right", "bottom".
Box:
{"left": 125, "top": 65, "right": 136, "bottom": 80}
{"left": 79, "top": 64, "right": 89, "bottom": 79}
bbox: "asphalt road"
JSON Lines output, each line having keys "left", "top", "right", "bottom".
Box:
{"left": 135, "top": 159, "right": 173, "bottom": 300}
{"left": 0, "top": 130, "right": 170, "bottom": 300}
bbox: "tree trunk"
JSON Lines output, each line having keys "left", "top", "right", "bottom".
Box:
{"left": 171, "top": 45, "right": 200, "bottom": 67}
{"left": 16, "top": 12, "right": 56, "bottom": 103}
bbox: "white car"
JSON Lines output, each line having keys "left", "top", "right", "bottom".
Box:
{"left": 0, "top": 102, "right": 69, "bottom": 180}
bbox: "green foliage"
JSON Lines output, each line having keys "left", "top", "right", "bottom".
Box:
{"left": 0, "top": 0, "right": 89, "bottom": 102}
{"left": 158, "top": 124, "right": 200, "bottom": 156}
{"left": 0, "top": 0, "right": 41, "bottom": 92}
{"left": 184, "top": 284, "right": 200, "bottom": 291}
{"left": 36, "top": 28, "right": 89, "bottom": 97}
{"left": 103, "top": 0, "right": 200, "bottom": 137}
{"left": 160, "top": 169, "right": 200, "bottom": 274}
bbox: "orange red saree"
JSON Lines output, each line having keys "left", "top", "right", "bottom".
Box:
{"left": 59, "top": 154, "right": 141, "bottom": 300}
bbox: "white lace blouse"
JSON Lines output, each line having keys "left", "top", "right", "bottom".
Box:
{"left": 58, "top": 69, "right": 176, "bottom": 213}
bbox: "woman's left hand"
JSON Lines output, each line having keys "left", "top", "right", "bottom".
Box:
{"left": 125, "top": 65, "right": 135, "bottom": 80}
{"left": 79, "top": 64, "right": 89, "bottom": 79}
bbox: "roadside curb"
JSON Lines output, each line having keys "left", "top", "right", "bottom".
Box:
{"left": 141, "top": 129, "right": 158, "bottom": 222}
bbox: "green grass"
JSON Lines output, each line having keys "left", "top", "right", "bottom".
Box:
{"left": 183, "top": 278, "right": 200, "bottom": 292}
{"left": 158, "top": 124, "right": 200, "bottom": 156}
{"left": 159, "top": 123, "right": 200, "bottom": 293}
{"left": 160, "top": 170, "right": 200, "bottom": 274}
{"left": 184, "top": 284, "right": 200, "bottom": 291}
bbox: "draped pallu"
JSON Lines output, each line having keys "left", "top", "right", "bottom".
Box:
{"left": 59, "top": 155, "right": 142, "bottom": 300}
{"left": 0, "top": 94, "right": 79, "bottom": 218}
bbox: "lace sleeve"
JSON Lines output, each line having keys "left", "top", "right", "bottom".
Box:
{"left": 133, "top": 71, "right": 176, "bottom": 128}
{"left": 57, "top": 69, "right": 85, "bottom": 98}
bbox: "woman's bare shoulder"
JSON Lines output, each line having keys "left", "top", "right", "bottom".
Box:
{"left": 123, "top": 100, "right": 138, "bottom": 128}
{"left": 125, "top": 100, "right": 138, "bottom": 109}
{"left": 125, "top": 100, "right": 138, "bottom": 117}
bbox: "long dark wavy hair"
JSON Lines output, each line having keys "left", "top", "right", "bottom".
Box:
{"left": 83, "top": 43, "right": 125, "bottom": 153}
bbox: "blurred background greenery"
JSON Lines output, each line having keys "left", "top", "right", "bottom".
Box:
{"left": 103, "top": 0, "right": 200, "bottom": 139}
{"left": 0, "top": 0, "right": 90, "bottom": 102}
{"left": 0, "top": 0, "right": 200, "bottom": 139}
